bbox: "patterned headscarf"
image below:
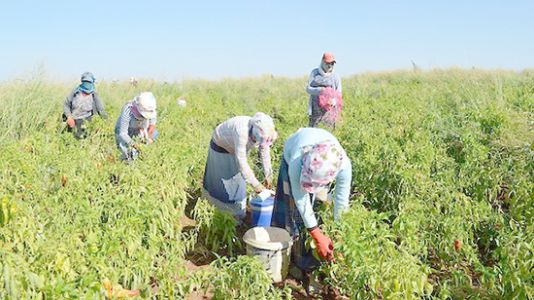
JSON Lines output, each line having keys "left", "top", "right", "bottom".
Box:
{"left": 250, "top": 112, "right": 278, "bottom": 147}
{"left": 300, "top": 141, "right": 344, "bottom": 193}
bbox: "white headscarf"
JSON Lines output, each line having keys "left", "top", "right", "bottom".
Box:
{"left": 249, "top": 112, "right": 277, "bottom": 147}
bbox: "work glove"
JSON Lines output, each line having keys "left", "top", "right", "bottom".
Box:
{"left": 66, "top": 117, "right": 75, "bottom": 128}
{"left": 310, "top": 227, "right": 334, "bottom": 261}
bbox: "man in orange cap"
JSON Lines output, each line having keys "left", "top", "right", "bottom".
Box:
{"left": 306, "top": 52, "right": 342, "bottom": 128}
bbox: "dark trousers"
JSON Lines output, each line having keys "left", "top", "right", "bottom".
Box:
{"left": 63, "top": 114, "right": 92, "bottom": 139}
{"left": 271, "top": 158, "right": 322, "bottom": 272}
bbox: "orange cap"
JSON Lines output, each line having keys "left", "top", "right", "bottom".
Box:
{"left": 322, "top": 52, "right": 336, "bottom": 63}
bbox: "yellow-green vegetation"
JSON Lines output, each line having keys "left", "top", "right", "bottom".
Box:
{"left": 0, "top": 69, "right": 532, "bottom": 299}
{"left": 187, "top": 255, "right": 291, "bottom": 300}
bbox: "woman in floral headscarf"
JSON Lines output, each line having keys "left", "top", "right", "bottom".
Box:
{"left": 202, "top": 112, "right": 278, "bottom": 219}
{"left": 272, "top": 127, "right": 352, "bottom": 281}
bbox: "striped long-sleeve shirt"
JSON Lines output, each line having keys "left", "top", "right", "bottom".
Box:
{"left": 114, "top": 102, "right": 157, "bottom": 146}
{"left": 212, "top": 116, "right": 272, "bottom": 188}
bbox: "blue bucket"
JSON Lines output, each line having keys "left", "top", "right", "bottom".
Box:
{"left": 250, "top": 196, "right": 274, "bottom": 227}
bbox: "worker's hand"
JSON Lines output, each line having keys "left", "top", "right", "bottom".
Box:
{"left": 310, "top": 227, "right": 334, "bottom": 261}
{"left": 263, "top": 179, "right": 273, "bottom": 190}
{"left": 253, "top": 184, "right": 265, "bottom": 194}
{"left": 146, "top": 138, "right": 154, "bottom": 145}
{"left": 132, "top": 143, "right": 141, "bottom": 150}
{"left": 147, "top": 124, "right": 156, "bottom": 137}
{"left": 66, "top": 117, "right": 75, "bottom": 128}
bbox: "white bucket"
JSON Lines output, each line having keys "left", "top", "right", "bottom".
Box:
{"left": 243, "top": 227, "right": 293, "bottom": 283}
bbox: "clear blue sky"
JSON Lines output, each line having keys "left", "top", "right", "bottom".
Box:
{"left": 1, "top": 0, "right": 533, "bottom": 81}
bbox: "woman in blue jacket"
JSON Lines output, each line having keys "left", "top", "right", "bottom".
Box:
{"left": 272, "top": 128, "right": 352, "bottom": 280}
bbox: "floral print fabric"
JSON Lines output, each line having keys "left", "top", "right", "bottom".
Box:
{"left": 300, "top": 141, "right": 344, "bottom": 193}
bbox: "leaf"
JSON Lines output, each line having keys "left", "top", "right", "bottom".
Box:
{"left": 27, "top": 272, "right": 43, "bottom": 289}
{"left": 115, "top": 288, "right": 140, "bottom": 298}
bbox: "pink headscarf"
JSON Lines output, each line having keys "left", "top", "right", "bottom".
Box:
{"left": 300, "top": 141, "right": 344, "bottom": 193}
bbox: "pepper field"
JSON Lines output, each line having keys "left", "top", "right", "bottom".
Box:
{"left": 0, "top": 69, "right": 532, "bottom": 299}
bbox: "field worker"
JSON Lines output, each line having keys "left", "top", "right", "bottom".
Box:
{"left": 202, "top": 112, "right": 277, "bottom": 219}
{"left": 306, "top": 52, "right": 342, "bottom": 128}
{"left": 271, "top": 128, "right": 351, "bottom": 282}
{"left": 63, "top": 72, "right": 108, "bottom": 139}
{"left": 114, "top": 92, "right": 158, "bottom": 161}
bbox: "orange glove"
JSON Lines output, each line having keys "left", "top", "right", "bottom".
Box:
{"left": 310, "top": 227, "right": 334, "bottom": 261}
{"left": 66, "top": 117, "right": 75, "bottom": 128}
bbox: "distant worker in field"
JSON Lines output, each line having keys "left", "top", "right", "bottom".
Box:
{"left": 130, "top": 77, "right": 138, "bottom": 87}
{"left": 62, "top": 72, "right": 108, "bottom": 139}
{"left": 306, "top": 52, "right": 343, "bottom": 128}
{"left": 271, "top": 127, "right": 352, "bottom": 285}
{"left": 203, "top": 112, "right": 278, "bottom": 220}
{"left": 114, "top": 92, "right": 158, "bottom": 161}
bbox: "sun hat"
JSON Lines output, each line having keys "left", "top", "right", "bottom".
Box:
{"left": 81, "top": 72, "right": 96, "bottom": 83}
{"left": 134, "top": 92, "right": 157, "bottom": 119}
